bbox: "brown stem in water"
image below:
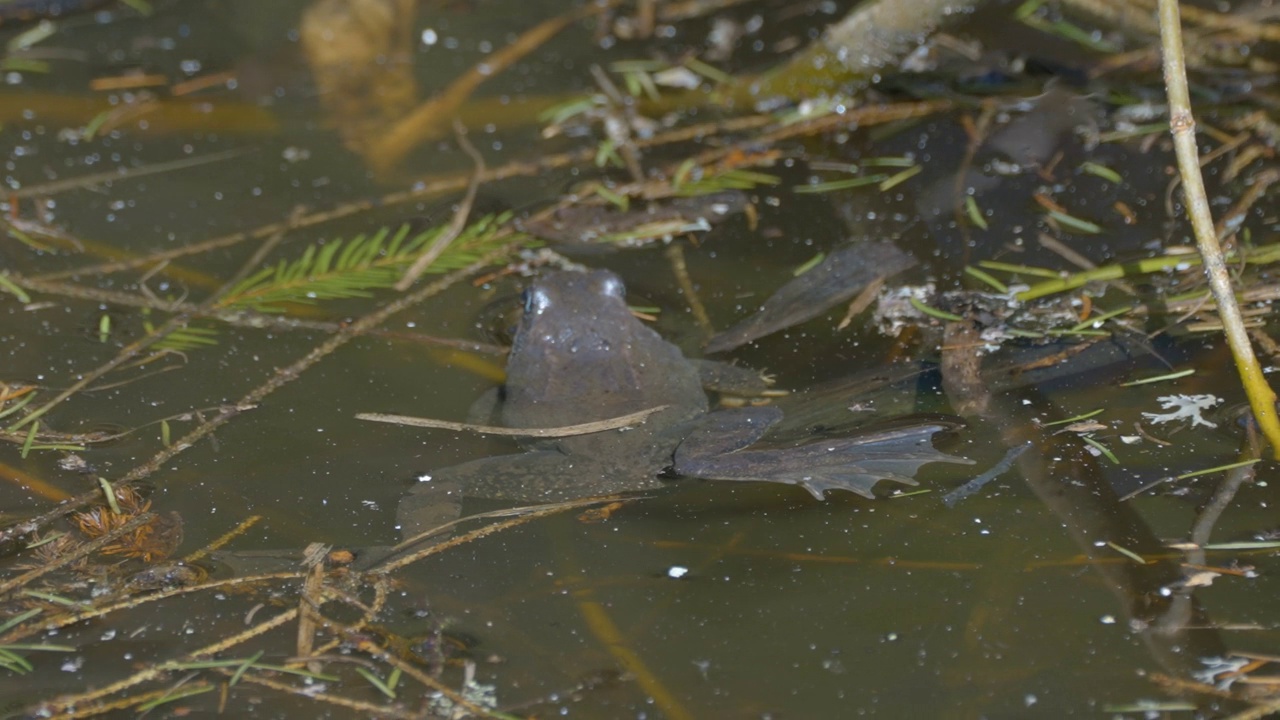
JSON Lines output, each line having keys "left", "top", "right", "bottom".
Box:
{"left": 366, "top": 5, "right": 602, "bottom": 174}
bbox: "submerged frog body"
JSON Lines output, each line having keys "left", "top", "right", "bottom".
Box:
{"left": 397, "top": 270, "right": 965, "bottom": 535}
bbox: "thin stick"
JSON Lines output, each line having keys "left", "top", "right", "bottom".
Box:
{"left": 10, "top": 149, "right": 249, "bottom": 198}
{"left": 375, "top": 497, "right": 621, "bottom": 574}
{"left": 356, "top": 404, "right": 669, "bottom": 437}
{"left": 394, "top": 119, "right": 484, "bottom": 290}
{"left": 665, "top": 243, "right": 714, "bottom": 334}
{"left": 1157, "top": 0, "right": 1280, "bottom": 455}
{"left": 0, "top": 572, "right": 303, "bottom": 646}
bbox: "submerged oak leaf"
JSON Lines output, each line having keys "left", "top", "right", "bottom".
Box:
{"left": 1141, "top": 394, "right": 1222, "bottom": 429}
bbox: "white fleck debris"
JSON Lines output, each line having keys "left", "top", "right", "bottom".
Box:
{"left": 1141, "top": 394, "right": 1222, "bottom": 428}
{"left": 1195, "top": 656, "right": 1250, "bottom": 689}
{"left": 873, "top": 284, "right": 934, "bottom": 336}
{"left": 653, "top": 67, "right": 701, "bottom": 89}
{"left": 429, "top": 661, "right": 499, "bottom": 715}
{"left": 281, "top": 146, "right": 310, "bottom": 163}
{"left": 667, "top": 565, "right": 689, "bottom": 579}
{"left": 1100, "top": 615, "right": 1116, "bottom": 624}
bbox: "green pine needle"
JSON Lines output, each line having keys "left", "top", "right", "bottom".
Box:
{"left": 217, "top": 214, "right": 529, "bottom": 313}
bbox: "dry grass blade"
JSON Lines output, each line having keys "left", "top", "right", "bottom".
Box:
{"left": 376, "top": 495, "right": 632, "bottom": 574}
{"left": 356, "top": 404, "right": 670, "bottom": 437}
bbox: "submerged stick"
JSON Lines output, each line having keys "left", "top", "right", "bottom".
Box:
{"left": 942, "top": 442, "right": 1031, "bottom": 507}
{"left": 366, "top": 4, "right": 600, "bottom": 174}
{"left": 1157, "top": 0, "right": 1280, "bottom": 455}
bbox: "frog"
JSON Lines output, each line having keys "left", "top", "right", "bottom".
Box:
{"left": 395, "top": 269, "right": 967, "bottom": 537}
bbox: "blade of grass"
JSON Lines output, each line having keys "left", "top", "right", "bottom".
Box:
{"left": 963, "top": 266, "right": 1007, "bottom": 293}
{"left": 1119, "top": 369, "right": 1196, "bottom": 387}
{"left": 1040, "top": 409, "right": 1104, "bottom": 426}
{"left": 1176, "top": 459, "right": 1260, "bottom": 480}
{"left": 1082, "top": 436, "right": 1119, "bottom": 463}
{"left": 1106, "top": 541, "right": 1149, "bottom": 564}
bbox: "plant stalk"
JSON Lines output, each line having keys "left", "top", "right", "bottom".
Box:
{"left": 1158, "top": 0, "right": 1280, "bottom": 455}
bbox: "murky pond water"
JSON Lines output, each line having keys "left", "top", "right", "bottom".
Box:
{"left": 2, "top": 0, "right": 1278, "bottom": 717}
